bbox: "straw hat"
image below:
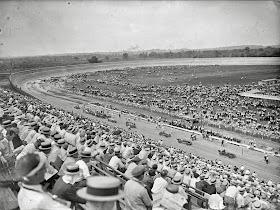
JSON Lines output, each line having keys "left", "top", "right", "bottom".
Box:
{"left": 171, "top": 176, "right": 183, "bottom": 185}
{"left": 39, "top": 142, "right": 52, "bottom": 151}
{"left": 64, "top": 164, "right": 81, "bottom": 175}
{"left": 77, "top": 176, "right": 124, "bottom": 202}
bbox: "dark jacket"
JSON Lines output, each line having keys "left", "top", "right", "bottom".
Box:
{"left": 195, "top": 180, "right": 207, "bottom": 194}
{"left": 52, "top": 177, "right": 86, "bottom": 207}
{"left": 12, "top": 134, "right": 23, "bottom": 149}
{"left": 205, "top": 183, "right": 216, "bottom": 195}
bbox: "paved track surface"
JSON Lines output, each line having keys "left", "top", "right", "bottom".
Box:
{"left": 14, "top": 59, "right": 280, "bottom": 182}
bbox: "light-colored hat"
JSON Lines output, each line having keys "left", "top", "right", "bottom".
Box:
{"left": 131, "top": 166, "right": 146, "bottom": 177}
{"left": 39, "top": 142, "right": 52, "bottom": 151}
{"left": 171, "top": 176, "right": 183, "bottom": 185}
{"left": 77, "top": 176, "right": 124, "bottom": 202}
{"left": 252, "top": 200, "right": 262, "bottom": 209}
{"left": 64, "top": 164, "right": 81, "bottom": 175}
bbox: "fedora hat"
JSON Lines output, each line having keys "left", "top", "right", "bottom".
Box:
{"left": 64, "top": 164, "right": 81, "bottom": 175}
{"left": 172, "top": 176, "right": 183, "bottom": 185}
{"left": 39, "top": 142, "right": 52, "bottom": 151}
{"left": 77, "top": 176, "right": 124, "bottom": 202}
{"left": 80, "top": 150, "right": 91, "bottom": 158}
{"left": 67, "top": 147, "right": 78, "bottom": 156}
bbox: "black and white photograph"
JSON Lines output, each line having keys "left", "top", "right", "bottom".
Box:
{"left": 0, "top": 1, "right": 280, "bottom": 210}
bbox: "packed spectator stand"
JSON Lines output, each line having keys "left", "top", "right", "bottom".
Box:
{"left": 0, "top": 87, "right": 280, "bottom": 210}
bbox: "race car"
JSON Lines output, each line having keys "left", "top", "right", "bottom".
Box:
{"left": 159, "top": 131, "right": 171, "bottom": 138}
{"left": 108, "top": 118, "right": 117, "bottom": 123}
{"left": 177, "top": 138, "right": 192, "bottom": 145}
{"left": 218, "top": 149, "right": 236, "bottom": 159}
{"left": 126, "top": 121, "right": 136, "bottom": 128}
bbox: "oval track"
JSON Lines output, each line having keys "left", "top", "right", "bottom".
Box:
{"left": 13, "top": 58, "right": 280, "bottom": 182}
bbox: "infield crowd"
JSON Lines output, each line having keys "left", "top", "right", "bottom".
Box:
{"left": 0, "top": 86, "right": 280, "bottom": 210}
{"left": 45, "top": 65, "right": 280, "bottom": 143}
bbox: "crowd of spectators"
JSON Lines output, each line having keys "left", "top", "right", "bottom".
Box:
{"left": 45, "top": 65, "right": 280, "bottom": 143}
{"left": 1, "top": 87, "right": 280, "bottom": 210}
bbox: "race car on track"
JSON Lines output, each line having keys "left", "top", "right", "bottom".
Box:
{"left": 218, "top": 149, "right": 236, "bottom": 159}
{"left": 126, "top": 121, "right": 136, "bottom": 128}
{"left": 108, "top": 118, "right": 117, "bottom": 123}
{"left": 159, "top": 131, "right": 171, "bottom": 138}
{"left": 177, "top": 138, "right": 192, "bottom": 145}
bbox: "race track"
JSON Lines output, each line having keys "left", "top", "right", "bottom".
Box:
{"left": 13, "top": 58, "right": 280, "bottom": 182}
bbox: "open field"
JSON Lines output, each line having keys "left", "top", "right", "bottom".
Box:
{"left": 66, "top": 65, "right": 280, "bottom": 88}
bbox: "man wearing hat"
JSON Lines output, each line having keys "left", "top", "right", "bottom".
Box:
{"left": 224, "top": 180, "right": 239, "bottom": 209}
{"left": 124, "top": 165, "right": 153, "bottom": 210}
{"left": 52, "top": 164, "right": 86, "bottom": 208}
{"left": 76, "top": 150, "right": 91, "bottom": 182}
{"left": 77, "top": 176, "right": 124, "bottom": 210}
{"left": 171, "top": 176, "right": 188, "bottom": 198}
{"left": 108, "top": 147, "right": 125, "bottom": 172}
{"left": 16, "top": 152, "right": 71, "bottom": 210}
{"left": 125, "top": 156, "right": 141, "bottom": 179}
{"left": 59, "top": 147, "right": 79, "bottom": 176}
{"left": 151, "top": 169, "right": 169, "bottom": 207}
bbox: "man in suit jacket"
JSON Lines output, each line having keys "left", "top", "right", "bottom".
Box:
{"left": 52, "top": 164, "right": 86, "bottom": 209}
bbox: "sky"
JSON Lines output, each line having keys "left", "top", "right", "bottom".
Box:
{"left": 0, "top": 1, "right": 279, "bottom": 57}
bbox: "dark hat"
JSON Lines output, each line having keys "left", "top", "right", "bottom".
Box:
{"left": 67, "top": 147, "right": 78, "bottom": 156}
{"left": 53, "top": 134, "right": 61, "bottom": 141}
{"left": 171, "top": 176, "right": 183, "bottom": 185}
{"left": 148, "top": 170, "right": 156, "bottom": 177}
{"left": 64, "top": 164, "right": 80, "bottom": 175}
{"left": 80, "top": 150, "right": 91, "bottom": 158}
{"left": 39, "top": 142, "right": 52, "bottom": 151}
{"left": 131, "top": 156, "right": 141, "bottom": 163}
{"left": 131, "top": 166, "right": 146, "bottom": 177}
{"left": 77, "top": 176, "right": 124, "bottom": 202}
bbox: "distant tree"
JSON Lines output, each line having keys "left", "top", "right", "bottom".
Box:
{"left": 104, "top": 56, "right": 109, "bottom": 61}
{"left": 123, "top": 53, "right": 129, "bottom": 60}
{"left": 88, "top": 56, "right": 98, "bottom": 63}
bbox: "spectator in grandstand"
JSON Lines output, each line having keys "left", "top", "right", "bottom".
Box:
{"left": 124, "top": 165, "right": 153, "bottom": 210}
{"left": 16, "top": 152, "right": 71, "bottom": 210}
{"left": 108, "top": 147, "right": 125, "bottom": 173}
{"left": 52, "top": 164, "right": 86, "bottom": 209}
{"left": 77, "top": 176, "right": 124, "bottom": 210}
{"left": 224, "top": 180, "right": 239, "bottom": 209}
{"left": 151, "top": 169, "right": 169, "bottom": 207}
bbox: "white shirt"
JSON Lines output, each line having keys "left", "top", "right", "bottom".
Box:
{"left": 76, "top": 159, "right": 90, "bottom": 179}
{"left": 208, "top": 194, "right": 225, "bottom": 210}
{"left": 18, "top": 183, "right": 71, "bottom": 210}
{"left": 225, "top": 186, "right": 239, "bottom": 199}
{"left": 108, "top": 155, "right": 124, "bottom": 170}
